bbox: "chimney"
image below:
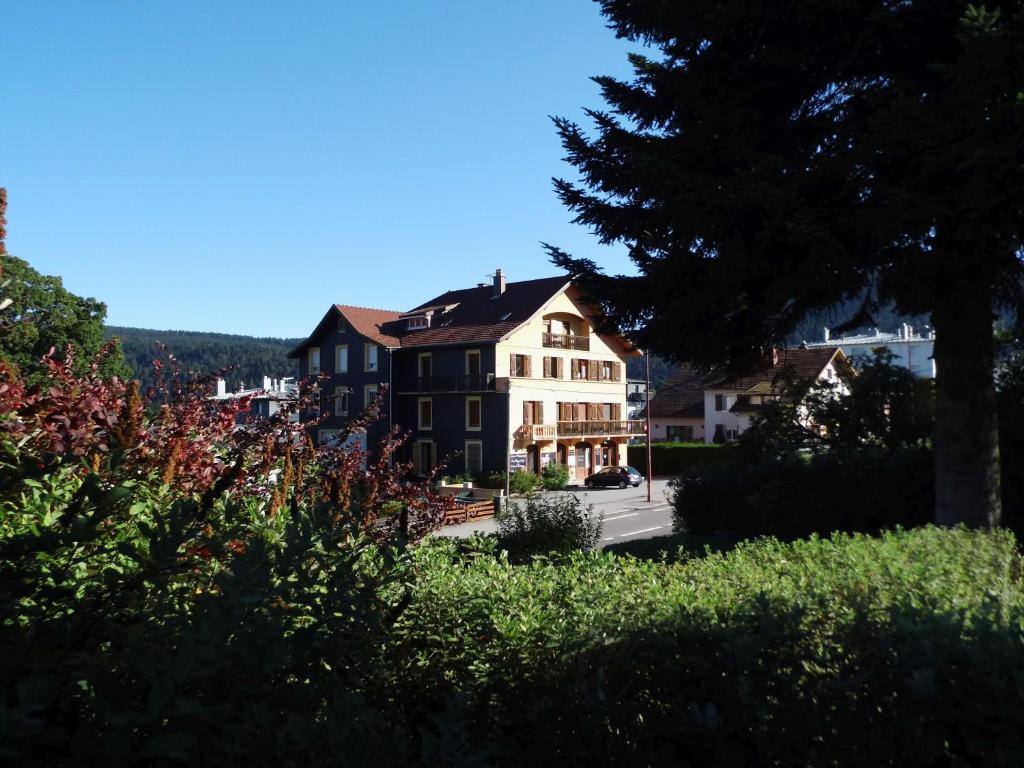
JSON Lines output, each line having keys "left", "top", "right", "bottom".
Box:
{"left": 263, "top": 376, "right": 272, "bottom": 391}
{"left": 216, "top": 378, "right": 227, "bottom": 397}
{"left": 492, "top": 268, "right": 506, "bottom": 297}
{"left": 823, "top": 326, "right": 830, "bottom": 342}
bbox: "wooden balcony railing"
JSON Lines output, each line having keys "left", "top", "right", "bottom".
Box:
{"left": 405, "top": 374, "right": 496, "bottom": 393}
{"left": 542, "top": 332, "right": 590, "bottom": 351}
{"left": 556, "top": 420, "right": 647, "bottom": 438}
{"left": 515, "top": 423, "right": 559, "bottom": 441}
{"left": 515, "top": 421, "right": 647, "bottom": 441}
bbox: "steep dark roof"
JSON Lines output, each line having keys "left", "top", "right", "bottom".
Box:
{"left": 708, "top": 347, "right": 850, "bottom": 391}
{"left": 395, "top": 276, "right": 571, "bottom": 348}
{"left": 335, "top": 305, "right": 402, "bottom": 347}
{"left": 649, "top": 365, "right": 713, "bottom": 419}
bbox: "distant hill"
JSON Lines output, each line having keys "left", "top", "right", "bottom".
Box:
{"left": 105, "top": 327, "right": 301, "bottom": 393}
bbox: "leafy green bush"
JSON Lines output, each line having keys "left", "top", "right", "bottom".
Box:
{"left": 540, "top": 462, "right": 571, "bottom": 490}
{"left": 627, "top": 442, "right": 734, "bottom": 475}
{"left": 508, "top": 469, "right": 541, "bottom": 494}
{"left": 671, "top": 448, "right": 933, "bottom": 538}
{"left": 494, "top": 494, "right": 602, "bottom": 563}
{"left": 383, "top": 527, "right": 1024, "bottom": 765}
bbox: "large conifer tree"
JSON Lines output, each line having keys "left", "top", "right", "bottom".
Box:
{"left": 549, "top": 1, "right": 1024, "bottom": 526}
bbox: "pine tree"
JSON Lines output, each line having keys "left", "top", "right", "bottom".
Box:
{"left": 549, "top": 1, "right": 1024, "bottom": 526}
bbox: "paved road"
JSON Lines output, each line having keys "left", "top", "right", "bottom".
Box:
{"left": 435, "top": 478, "right": 676, "bottom": 547}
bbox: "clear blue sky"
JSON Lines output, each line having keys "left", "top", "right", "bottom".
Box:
{"left": 3, "top": 1, "right": 638, "bottom": 337}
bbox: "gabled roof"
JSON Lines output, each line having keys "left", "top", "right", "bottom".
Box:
{"left": 396, "top": 276, "right": 570, "bottom": 348}
{"left": 707, "top": 347, "right": 851, "bottom": 392}
{"left": 649, "top": 365, "right": 714, "bottom": 419}
{"left": 289, "top": 274, "right": 636, "bottom": 354}
{"left": 288, "top": 304, "right": 401, "bottom": 358}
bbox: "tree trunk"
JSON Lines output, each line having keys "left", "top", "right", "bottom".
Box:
{"left": 931, "top": 292, "right": 1001, "bottom": 527}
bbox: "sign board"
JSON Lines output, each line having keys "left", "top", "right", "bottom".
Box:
{"left": 509, "top": 452, "right": 527, "bottom": 471}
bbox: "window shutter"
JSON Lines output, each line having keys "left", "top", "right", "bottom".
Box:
{"left": 524, "top": 355, "right": 532, "bottom": 377}
{"left": 523, "top": 401, "right": 531, "bottom": 425}
{"left": 543, "top": 356, "right": 551, "bottom": 377}
{"left": 612, "top": 403, "right": 622, "bottom": 420}
{"left": 588, "top": 360, "right": 599, "bottom": 381}
{"left": 556, "top": 358, "right": 564, "bottom": 379}
{"left": 510, "top": 354, "right": 517, "bottom": 376}
{"left": 612, "top": 362, "right": 622, "bottom": 381}
{"left": 537, "top": 402, "right": 544, "bottom": 423}
{"left": 576, "top": 403, "right": 585, "bottom": 421}
{"left": 572, "top": 359, "right": 581, "bottom": 379}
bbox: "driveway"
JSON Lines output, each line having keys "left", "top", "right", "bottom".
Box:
{"left": 435, "top": 477, "right": 676, "bottom": 547}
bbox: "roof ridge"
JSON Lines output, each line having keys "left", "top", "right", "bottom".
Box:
{"left": 334, "top": 303, "right": 402, "bottom": 315}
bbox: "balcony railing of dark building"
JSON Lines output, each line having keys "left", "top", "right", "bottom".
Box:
{"left": 542, "top": 332, "right": 590, "bottom": 351}
{"left": 404, "top": 374, "right": 497, "bottom": 393}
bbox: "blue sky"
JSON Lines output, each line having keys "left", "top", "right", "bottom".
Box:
{"left": 3, "top": 1, "right": 637, "bottom": 337}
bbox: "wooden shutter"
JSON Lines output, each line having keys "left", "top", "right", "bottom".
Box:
{"left": 612, "top": 362, "right": 622, "bottom": 381}
{"left": 510, "top": 354, "right": 517, "bottom": 377}
{"left": 523, "top": 401, "right": 531, "bottom": 425}
{"left": 575, "top": 403, "right": 585, "bottom": 421}
{"left": 537, "top": 402, "right": 544, "bottom": 423}
{"left": 524, "top": 355, "right": 532, "bottom": 377}
{"left": 572, "top": 359, "right": 581, "bottom": 379}
{"left": 588, "top": 360, "right": 599, "bottom": 381}
{"left": 543, "top": 356, "right": 551, "bottom": 377}
{"left": 556, "top": 358, "right": 564, "bottom": 379}
{"left": 612, "top": 403, "right": 622, "bottom": 420}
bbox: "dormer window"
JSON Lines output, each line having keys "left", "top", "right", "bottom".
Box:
{"left": 407, "top": 315, "right": 429, "bottom": 330}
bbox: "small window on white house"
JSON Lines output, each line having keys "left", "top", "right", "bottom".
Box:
{"left": 309, "top": 347, "right": 321, "bottom": 375}
{"left": 714, "top": 394, "right": 728, "bottom": 411}
{"left": 335, "top": 345, "right": 348, "bottom": 373}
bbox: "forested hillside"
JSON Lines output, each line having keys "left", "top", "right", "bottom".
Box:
{"left": 105, "top": 326, "right": 300, "bottom": 392}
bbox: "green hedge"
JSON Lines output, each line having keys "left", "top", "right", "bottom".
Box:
{"left": 381, "top": 527, "right": 1024, "bottom": 765}
{"left": 627, "top": 441, "right": 735, "bottom": 475}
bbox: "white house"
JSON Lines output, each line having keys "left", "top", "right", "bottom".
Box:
{"left": 703, "top": 347, "right": 852, "bottom": 443}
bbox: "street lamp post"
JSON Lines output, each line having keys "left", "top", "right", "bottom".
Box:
{"left": 645, "top": 350, "right": 652, "bottom": 503}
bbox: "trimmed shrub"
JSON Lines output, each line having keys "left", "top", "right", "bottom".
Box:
{"left": 671, "top": 448, "right": 934, "bottom": 538}
{"left": 495, "top": 493, "right": 602, "bottom": 563}
{"left": 540, "top": 462, "right": 572, "bottom": 490}
{"left": 384, "top": 527, "right": 1024, "bottom": 766}
{"left": 627, "top": 442, "right": 735, "bottom": 475}
{"left": 508, "top": 469, "right": 542, "bottom": 495}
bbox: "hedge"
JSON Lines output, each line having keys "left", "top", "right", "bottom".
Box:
{"left": 381, "top": 527, "right": 1024, "bottom": 765}
{"left": 627, "top": 441, "right": 735, "bottom": 475}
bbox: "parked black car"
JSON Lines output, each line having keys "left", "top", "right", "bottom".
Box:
{"left": 584, "top": 465, "right": 644, "bottom": 489}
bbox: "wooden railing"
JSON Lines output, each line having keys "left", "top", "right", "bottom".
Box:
{"left": 542, "top": 332, "right": 590, "bottom": 351}
{"left": 516, "top": 423, "right": 559, "bottom": 440}
{"left": 556, "top": 420, "right": 647, "bottom": 438}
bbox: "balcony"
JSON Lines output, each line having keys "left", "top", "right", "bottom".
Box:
{"left": 516, "top": 423, "right": 558, "bottom": 441}
{"left": 556, "top": 420, "right": 647, "bottom": 438}
{"left": 542, "top": 332, "right": 590, "bottom": 351}
{"left": 403, "top": 374, "right": 496, "bottom": 393}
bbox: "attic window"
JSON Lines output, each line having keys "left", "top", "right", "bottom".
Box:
{"left": 498, "top": 312, "right": 512, "bottom": 321}
{"left": 407, "top": 316, "right": 429, "bottom": 330}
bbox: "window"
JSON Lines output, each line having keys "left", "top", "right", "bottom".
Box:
{"left": 572, "top": 358, "right": 588, "bottom": 380}
{"left": 418, "top": 398, "right": 432, "bottom": 430}
{"left": 337, "top": 319, "right": 346, "bottom": 333}
{"left": 522, "top": 400, "right": 543, "bottom": 425}
{"left": 601, "top": 361, "right": 614, "bottom": 381}
{"left": 466, "top": 350, "right": 481, "bottom": 376}
{"left": 666, "top": 425, "right": 694, "bottom": 442}
{"left": 418, "top": 353, "right": 432, "bottom": 379}
{"left": 407, "top": 315, "right": 428, "bottom": 330}
{"left": 364, "top": 344, "right": 379, "bottom": 372}
{"left": 364, "top": 384, "right": 379, "bottom": 409}
{"left": 464, "top": 440, "right": 483, "bottom": 474}
{"left": 334, "top": 386, "right": 349, "bottom": 417}
{"left": 466, "top": 396, "right": 482, "bottom": 430}
{"left": 714, "top": 394, "right": 729, "bottom": 411}
{"left": 308, "top": 347, "right": 321, "bottom": 375}
{"left": 335, "top": 345, "right": 348, "bottom": 373}
{"left": 543, "top": 356, "right": 563, "bottom": 379}
{"left": 510, "top": 354, "right": 531, "bottom": 377}
{"left": 725, "top": 426, "right": 740, "bottom": 442}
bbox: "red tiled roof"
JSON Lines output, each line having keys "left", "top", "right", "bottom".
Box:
{"left": 649, "top": 365, "right": 714, "bottom": 419}
{"left": 334, "top": 305, "right": 402, "bottom": 347}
